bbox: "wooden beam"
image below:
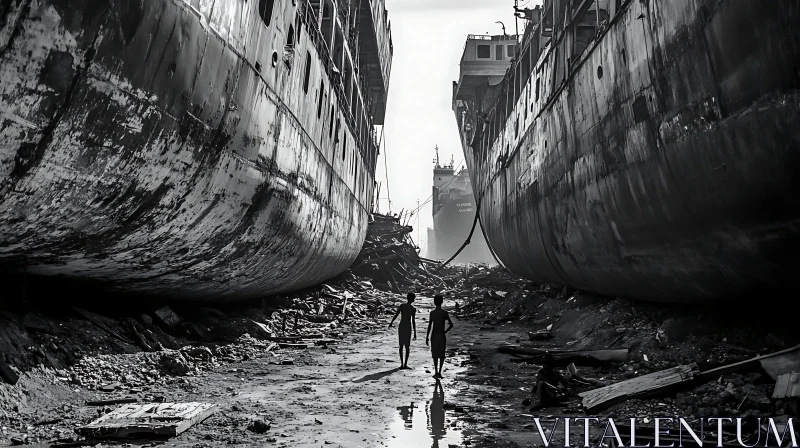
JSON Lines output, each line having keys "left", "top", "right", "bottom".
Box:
{"left": 694, "top": 344, "right": 800, "bottom": 383}
{"left": 579, "top": 364, "right": 699, "bottom": 413}
{"left": 77, "top": 402, "right": 216, "bottom": 439}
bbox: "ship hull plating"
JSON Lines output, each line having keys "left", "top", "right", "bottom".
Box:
{"left": 467, "top": 0, "right": 800, "bottom": 301}
{"left": 0, "top": 0, "right": 380, "bottom": 300}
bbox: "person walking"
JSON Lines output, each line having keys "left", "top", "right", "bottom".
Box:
{"left": 426, "top": 294, "right": 453, "bottom": 379}
{"left": 388, "top": 292, "right": 417, "bottom": 369}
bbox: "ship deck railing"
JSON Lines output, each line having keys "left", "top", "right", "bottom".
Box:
{"left": 299, "top": 0, "right": 379, "bottom": 167}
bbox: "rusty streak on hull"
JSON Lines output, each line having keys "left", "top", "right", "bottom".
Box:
{"left": 0, "top": 0, "right": 391, "bottom": 301}
{"left": 456, "top": 0, "right": 800, "bottom": 302}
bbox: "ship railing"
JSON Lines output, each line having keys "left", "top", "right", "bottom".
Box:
{"left": 473, "top": 0, "right": 623, "bottom": 165}
{"left": 299, "top": 0, "right": 378, "bottom": 164}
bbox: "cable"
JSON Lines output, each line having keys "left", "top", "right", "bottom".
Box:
{"left": 434, "top": 202, "right": 481, "bottom": 273}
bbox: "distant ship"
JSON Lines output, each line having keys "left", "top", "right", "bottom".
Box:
{"left": 0, "top": 0, "right": 393, "bottom": 301}
{"left": 452, "top": 0, "right": 800, "bottom": 302}
{"left": 429, "top": 147, "right": 494, "bottom": 264}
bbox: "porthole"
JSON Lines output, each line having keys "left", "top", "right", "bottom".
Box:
{"left": 271, "top": 52, "right": 278, "bottom": 67}
{"left": 597, "top": 65, "right": 603, "bottom": 79}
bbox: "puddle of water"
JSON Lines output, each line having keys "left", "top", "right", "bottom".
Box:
{"left": 385, "top": 381, "right": 463, "bottom": 448}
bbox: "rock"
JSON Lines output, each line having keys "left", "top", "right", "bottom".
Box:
{"left": 139, "top": 313, "right": 153, "bottom": 326}
{"left": 718, "top": 390, "right": 736, "bottom": 404}
{"left": 0, "top": 357, "right": 20, "bottom": 386}
{"left": 198, "top": 307, "right": 227, "bottom": 320}
{"left": 154, "top": 306, "right": 182, "bottom": 327}
{"left": 676, "top": 395, "right": 695, "bottom": 408}
{"left": 181, "top": 346, "right": 214, "bottom": 361}
{"left": 23, "top": 313, "right": 52, "bottom": 333}
{"left": 727, "top": 376, "right": 745, "bottom": 387}
{"left": 247, "top": 419, "right": 272, "bottom": 434}
{"left": 660, "top": 317, "right": 694, "bottom": 343}
{"left": 159, "top": 350, "right": 190, "bottom": 375}
{"left": 99, "top": 382, "right": 121, "bottom": 392}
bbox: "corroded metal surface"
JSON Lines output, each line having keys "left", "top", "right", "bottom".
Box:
{"left": 457, "top": 0, "right": 800, "bottom": 302}
{"left": 0, "top": 0, "right": 391, "bottom": 301}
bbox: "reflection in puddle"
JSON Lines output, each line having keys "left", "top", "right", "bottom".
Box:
{"left": 387, "top": 381, "right": 462, "bottom": 447}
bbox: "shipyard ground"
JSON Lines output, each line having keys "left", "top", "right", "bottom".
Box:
{"left": 0, "top": 295, "right": 532, "bottom": 448}
{"left": 2, "top": 285, "right": 799, "bottom": 448}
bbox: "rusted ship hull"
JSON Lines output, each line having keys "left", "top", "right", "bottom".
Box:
{"left": 458, "top": 0, "right": 800, "bottom": 301}
{"left": 0, "top": 0, "right": 392, "bottom": 300}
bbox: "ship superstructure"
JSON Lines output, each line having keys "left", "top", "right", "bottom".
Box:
{"left": 453, "top": 0, "right": 800, "bottom": 302}
{"left": 0, "top": 0, "right": 393, "bottom": 301}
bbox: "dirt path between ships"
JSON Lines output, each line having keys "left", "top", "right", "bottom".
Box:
{"left": 1, "top": 295, "right": 547, "bottom": 448}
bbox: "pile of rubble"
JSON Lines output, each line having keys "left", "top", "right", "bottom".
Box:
{"left": 442, "top": 264, "right": 800, "bottom": 434}
{"left": 349, "top": 213, "right": 440, "bottom": 292}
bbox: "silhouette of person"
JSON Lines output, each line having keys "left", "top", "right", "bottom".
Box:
{"left": 389, "top": 292, "right": 417, "bottom": 369}
{"left": 428, "top": 381, "right": 445, "bottom": 447}
{"left": 533, "top": 352, "right": 569, "bottom": 409}
{"left": 426, "top": 294, "right": 453, "bottom": 379}
{"left": 398, "top": 403, "right": 414, "bottom": 429}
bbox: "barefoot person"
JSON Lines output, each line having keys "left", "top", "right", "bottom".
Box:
{"left": 388, "top": 292, "right": 417, "bottom": 369}
{"left": 426, "top": 294, "right": 453, "bottom": 379}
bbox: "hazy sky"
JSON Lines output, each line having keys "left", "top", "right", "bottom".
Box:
{"left": 374, "top": 0, "right": 529, "bottom": 255}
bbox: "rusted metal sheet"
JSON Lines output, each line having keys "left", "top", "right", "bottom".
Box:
{"left": 0, "top": 0, "right": 392, "bottom": 301}
{"left": 456, "top": 0, "right": 800, "bottom": 302}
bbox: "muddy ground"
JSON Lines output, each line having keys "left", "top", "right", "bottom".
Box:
{"left": 0, "top": 294, "right": 532, "bottom": 448}
{"left": 2, "top": 285, "right": 799, "bottom": 448}
{"left": 2, "top": 260, "right": 800, "bottom": 448}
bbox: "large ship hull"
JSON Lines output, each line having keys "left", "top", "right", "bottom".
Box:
{"left": 432, "top": 192, "right": 494, "bottom": 264}
{"left": 0, "top": 0, "right": 389, "bottom": 301}
{"left": 463, "top": 0, "right": 800, "bottom": 302}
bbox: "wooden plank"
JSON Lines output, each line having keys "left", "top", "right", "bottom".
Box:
{"left": 695, "top": 344, "right": 800, "bottom": 382}
{"left": 773, "top": 372, "right": 800, "bottom": 399}
{"left": 76, "top": 402, "right": 216, "bottom": 439}
{"left": 579, "top": 364, "right": 698, "bottom": 413}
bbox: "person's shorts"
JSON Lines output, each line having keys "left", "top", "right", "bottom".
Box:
{"left": 431, "top": 333, "right": 446, "bottom": 358}
{"left": 398, "top": 325, "right": 411, "bottom": 346}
